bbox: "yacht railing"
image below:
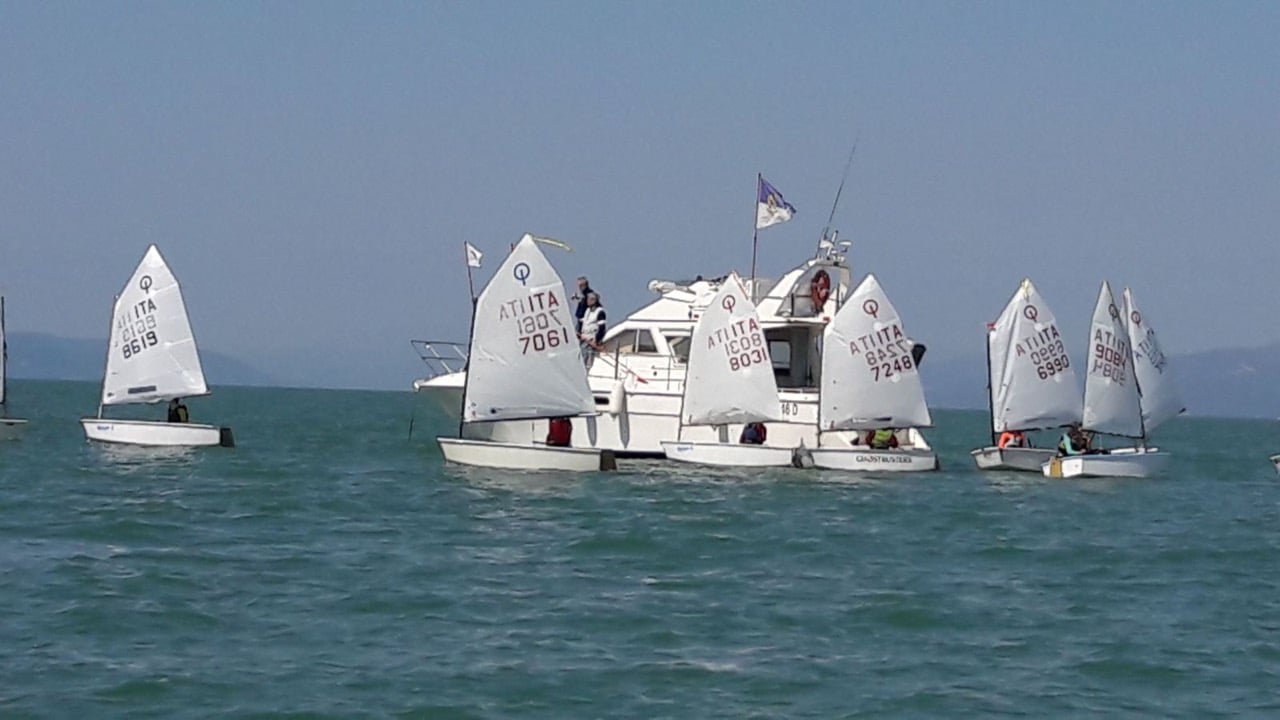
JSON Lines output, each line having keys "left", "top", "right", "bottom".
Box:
{"left": 593, "top": 349, "right": 687, "bottom": 392}
{"left": 410, "top": 340, "right": 469, "bottom": 380}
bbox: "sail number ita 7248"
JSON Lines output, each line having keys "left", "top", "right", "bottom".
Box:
{"left": 849, "top": 323, "right": 913, "bottom": 382}
{"left": 116, "top": 298, "right": 160, "bottom": 360}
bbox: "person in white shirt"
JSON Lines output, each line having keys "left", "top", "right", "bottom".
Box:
{"left": 579, "top": 292, "right": 606, "bottom": 367}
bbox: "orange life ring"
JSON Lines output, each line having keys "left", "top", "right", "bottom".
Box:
{"left": 810, "top": 270, "right": 831, "bottom": 310}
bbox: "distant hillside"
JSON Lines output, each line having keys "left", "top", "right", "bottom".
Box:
{"left": 6, "top": 332, "right": 276, "bottom": 387}
{"left": 921, "top": 342, "right": 1280, "bottom": 419}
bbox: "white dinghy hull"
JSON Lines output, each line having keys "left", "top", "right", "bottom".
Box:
{"left": 0, "top": 418, "right": 28, "bottom": 440}
{"left": 660, "top": 441, "right": 795, "bottom": 468}
{"left": 805, "top": 447, "right": 939, "bottom": 472}
{"left": 80, "top": 418, "right": 234, "bottom": 448}
{"left": 971, "top": 446, "right": 1057, "bottom": 472}
{"left": 1041, "top": 448, "right": 1170, "bottom": 479}
{"left": 438, "top": 437, "right": 616, "bottom": 472}
{"left": 1270, "top": 454, "right": 1279, "bottom": 476}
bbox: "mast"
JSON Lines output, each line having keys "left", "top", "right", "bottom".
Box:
{"left": 748, "top": 174, "right": 761, "bottom": 303}
{"left": 1, "top": 296, "right": 7, "bottom": 415}
{"left": 96, "top": 295, "right": 117, "bottom": 419}
{"left": 985, "top": 322, "right": 996, "bottom": 447}
{"left": 455, "top": 280, "right": 481, "bottom": 440}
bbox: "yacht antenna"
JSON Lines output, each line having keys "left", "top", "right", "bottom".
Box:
{"left": 820, "top": 138, "right": 858, "bottom": 251}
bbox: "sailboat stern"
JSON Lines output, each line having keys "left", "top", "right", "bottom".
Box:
{"left": 80, "top": 418, "right": 227, "bottom": 448}
{"left": 971, "top": 446, "right": 1056, "bottom": 472}
{"left": 1042, "top": 447, "right": 1170, "bottom": 479}
{"left": 437, "top": 437, "right": 614, "bottom": 472}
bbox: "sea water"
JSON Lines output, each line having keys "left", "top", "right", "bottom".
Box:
{"left": 2, "top": 379, "right": 1279, "bottom": 717}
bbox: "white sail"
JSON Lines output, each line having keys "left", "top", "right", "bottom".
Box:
{"left": 820, "top": 274, "right": 931, "bottom": 430}
{"left": 988, "top": 279, "right": 1082, "bottom": 433}
{"left": 463, "top": 234, "right": 594, "bottom": 423}
{"left": 101, "top": 246, "right": 209, "bottom": 406}
{"left": 1081, "top": 282, "right": 1142, "bottom": 438}
{"left": 1123, "top": 288, "right": 1183, "bottom": 433}
{"left": 682, "top": 272, "right": 782, "bottom": 426}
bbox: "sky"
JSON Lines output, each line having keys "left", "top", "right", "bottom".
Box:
{"left": 1, "top": 1, "right": 1277, "bottom": 390}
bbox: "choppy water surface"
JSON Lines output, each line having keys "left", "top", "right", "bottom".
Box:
{"left": 3, "top": 380, "right": 1279, "bottom": 717}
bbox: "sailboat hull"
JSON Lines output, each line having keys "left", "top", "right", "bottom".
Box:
{"left": 660, "top": 441, "right": 796, "bottom": 468}
{"left": 804, "top": 447, "right": 939, "bottom": 472}
{"left": 1270, "top": 454, "right": 1279, "bottom": 476}
{"left": 437, "top": 437, "right": 615, "bottom": 472}
{"left": 1041, "top": 448, "right": 1170, "bottom": 478}
{"left": 0, "top": 418, "right": 28, "bottom": 440}
{"left": 80, "top": 419, "right": 233, "bottom": 448}
{"left": 971, "top": 446, "right": 1056, "bottom": 472}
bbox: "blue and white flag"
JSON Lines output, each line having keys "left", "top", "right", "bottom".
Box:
{"left": 756, "top": 175, "right": 797, "bottom": 230}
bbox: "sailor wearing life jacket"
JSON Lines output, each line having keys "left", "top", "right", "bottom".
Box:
{"left": 863, "top": 428, "right": 900, "bottom": 450}
{"left": 579, "top": 292, "right": 606, "bottom": 366}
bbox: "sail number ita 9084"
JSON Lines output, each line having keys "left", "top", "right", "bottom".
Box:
{"left": 116, "top": 298, "right": 160, "bottom": 360}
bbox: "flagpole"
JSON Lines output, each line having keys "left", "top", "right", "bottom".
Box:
{"left": 749, "top": 173, "right": 761, "bottom": 302}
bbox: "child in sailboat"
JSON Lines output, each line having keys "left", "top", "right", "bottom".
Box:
{"left": 998, "top": 430, "right": 1028, "bottom": 449}
{"left": 862, "top": 429, "right": 900, "bottom": 450}
{"left": 546, "top": 417, "right": 573, "bottom": 447}
{"left": 167, "top": 398, "right": 189, "bottom": 424}
{"left": 740, "top": 422, "right": 767, "bottom": 445}
{"left": 1057, "top": 424, "right": 1106, "bottom": 457}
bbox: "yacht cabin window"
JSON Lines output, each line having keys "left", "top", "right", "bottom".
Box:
{"left": 601, "top": 329, "right": 660, "bottom": 355}
{"left": 664, "top": 335, "right": 691, "bottom": 363}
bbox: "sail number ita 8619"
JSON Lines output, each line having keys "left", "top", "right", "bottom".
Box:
{"left": 116, "top": 302, "right": 160, "bottom": 360}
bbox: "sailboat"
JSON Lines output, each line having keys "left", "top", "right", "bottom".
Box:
{"left": 660, "top": 272, "right": 792, "bottom": 467}
{"left": 79, "top": 245, "right": 234, "bottom": 447}
{"left": 802, "top": 274, "right": 938, "bottom": 472}
{"left": 970, "top": 279, "right": 1081, "bottom": 471}
{"left": 1042, "top": 282, "right": 1180, "bottom": 478}
{"left": 0, "top": 296, "right": 29, "bottom": 439}
{"left": 437, "top": 234, "right": 615, "bottom": 471}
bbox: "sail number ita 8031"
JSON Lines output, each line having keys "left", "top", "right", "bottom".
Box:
{"left": 116, "top": 298, "right": 160, "bottom": 360}
{"left": 500, "top": 291, "right": 571, "bottom": 355}
{"left": 706, "top": 317, "right": 767, "bottom": 372}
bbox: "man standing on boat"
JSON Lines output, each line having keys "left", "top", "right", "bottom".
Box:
{"left": 574, "top": 276, "right": 594, "bottom": 333}
{"left": 579, "top": 292, "right": 606, "bottom": 368}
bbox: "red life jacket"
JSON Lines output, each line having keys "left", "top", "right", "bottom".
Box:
{"left": 546, "top": 418, "right": 573, "bottom": 447}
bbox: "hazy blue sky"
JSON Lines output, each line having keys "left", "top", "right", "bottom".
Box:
{"left": 2, "top": 1, "right": 1276, "bottom": 389}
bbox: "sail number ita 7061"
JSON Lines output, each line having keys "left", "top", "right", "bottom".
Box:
{"left": 116, "top": 298, "right": 160, "bottom": 360}
{"left": 500, "top": 291, "right": 571, "bottom": 355}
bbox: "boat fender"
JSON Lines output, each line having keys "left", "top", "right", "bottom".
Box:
{"left": 219, "top": 427, "right": 236, "bottom": 448}
{"left": 604, "top": 381, "right": 627, "bottom": 416}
